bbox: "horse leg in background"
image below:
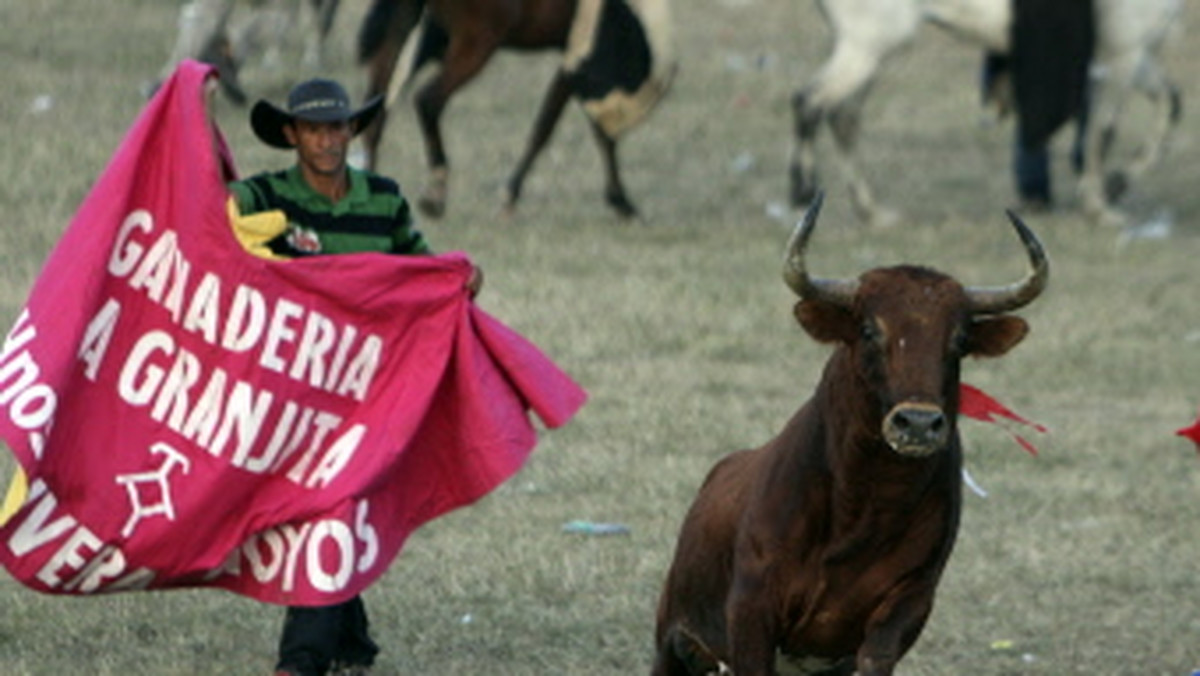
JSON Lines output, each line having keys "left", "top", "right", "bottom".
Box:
{"left": 1076, "top": 61, "right": 1135, "bottom": 227}
{"left": 1121, "top": 59, "right": 1182, "bottom": 186}
{"left": 789, "top": 88, "right": 823, "bottom": 208}
{"left": 231, "top": 0, "right": 296, "bottom": 72}
{"left": 411, "top": 34, "right": 501, "bottom": 218}
{"left": 503, "top": 70, "right": 574, "bottom": 218}
{"left": 826, "top": 86, "right": 901, "bottom": 227}
{"left": 1065, "top": 86, "right": 1123, "bottom": 204}
{"left": 1012, "top": 140, "right": 1053, "bottom": 210}
{"left": 302, "top": 0, "right": 342, "bottom": 69}
{"left": 1080, "top": 62, "right": 1181, "bottom": 218}
{"left": 792, "top": 65, "right": 901, "bottom": 228}
{"left": 1075, "top": 0, "right": 1183, "bottom": 227}
{"left": 587, "top": 117, "right": 637, "bottom": 219}
{"left": 151, "top": 0, "right": 244, "bottom": 104}
{"left": 789, "top": 2, "right": 918, "bottom": 226}
{"left": 357, "top": 0, "right": 426, "bottom": 171}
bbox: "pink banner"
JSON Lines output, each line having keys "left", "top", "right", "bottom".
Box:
{"left": 0, "top": 61, "right": 586, "bottom": 605}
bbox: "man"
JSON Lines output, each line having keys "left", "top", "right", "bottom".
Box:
{"left": 229, "top": 77, "right": 481, "bottom": 676}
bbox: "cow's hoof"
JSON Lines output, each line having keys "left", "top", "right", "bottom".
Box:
{"left": 789, "top": 168, "right": 819, "bottom": 208}
{"left": 1017, "top": 197, "right": 1054, "bottom": 214}
{"left": 1085, "top": 203, "right": 1127, "bottom": 229}
{"left": 607, "top": 194, "right": 639, "bottom": 221}
{"left": 1104, "top": 171, "right": 1129, "bottom": 203}
{"left": 868, "top": 207, "right": 902, "bottom": 229}
{"left": 418, "top": 195, "right": 446, "bottom": 219}
{"left": 497, "top": 200, "right": 518, "bottom": 222}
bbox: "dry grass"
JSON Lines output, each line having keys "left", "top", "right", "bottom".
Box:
{"left": 1, "top": 0, "right": 1198, "bottom": 674}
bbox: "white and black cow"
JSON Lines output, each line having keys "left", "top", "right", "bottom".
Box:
{"left": 789, "top": 0, "right": 1182, "bottom": 228}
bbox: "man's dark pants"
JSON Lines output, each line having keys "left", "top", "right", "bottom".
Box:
{"left": 276, "top": 595, "right": 379, "bottom": 675}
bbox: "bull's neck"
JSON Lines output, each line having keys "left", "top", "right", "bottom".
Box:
{"left": 795, "top": 348, "right": 960, "bottom": 563}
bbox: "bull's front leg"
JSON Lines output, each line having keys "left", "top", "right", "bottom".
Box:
{"left": 725, "top": 564, "right": 780, "bottom": 675}
{"left": 856, "top": 583, "right": 937, "bottom": 676}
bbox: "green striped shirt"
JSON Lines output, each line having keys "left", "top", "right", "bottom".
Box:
{"left": 228, "top": 165, "right": 431, "bottom": 256}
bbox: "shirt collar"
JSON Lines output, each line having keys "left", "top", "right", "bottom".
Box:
{"left": 286, "top": 164, "right": 370, "bottom": 213}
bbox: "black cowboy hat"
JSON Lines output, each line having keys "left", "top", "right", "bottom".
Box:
{"left": 250, "top": 78, "right": 383, "bottom": 149}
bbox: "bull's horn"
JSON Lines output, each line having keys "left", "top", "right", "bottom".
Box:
{"left": 964, "top": 210, "right": 1050, "bottom": 314}
{"left": 782, "top": 191, "right": 859, "bottom": 304}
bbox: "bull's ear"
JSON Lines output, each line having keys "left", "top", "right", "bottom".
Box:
{"left": 795, "top": 300, "right": 857, "bottom": 344}
{"left": 965, "top": 315, "right": 1029, "bottom": 358}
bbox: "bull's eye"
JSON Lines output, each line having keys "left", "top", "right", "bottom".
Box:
{"left": 950, "top": 326, "right": 968, "bottom": 354}
{"left": 861, "top": 321, "right": 882, "bottom": 344}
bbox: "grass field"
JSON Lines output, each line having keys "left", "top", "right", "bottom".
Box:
{"left": 1, "top": 0, "right": 1198, "bottom": 674}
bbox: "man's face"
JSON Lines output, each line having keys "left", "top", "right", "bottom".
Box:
{"left": 283, "top": 119, "right": 353, "bottom": 177}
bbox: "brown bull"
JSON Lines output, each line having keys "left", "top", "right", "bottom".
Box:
{"left": 652, "top": 193, "right": 1048, "bottom": 676}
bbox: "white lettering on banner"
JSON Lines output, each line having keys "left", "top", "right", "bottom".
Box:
{"left": 107, "top": 211, "right": 384, "bottom": 402}
{"left": 335, "top": 336, "right": 382, "bottom": 402}
{"left": 78, "top": 298, "right": 122, "bottom": 380}
{"left": 280, "top": 522, "right": 311, "bottom": 592}
{"left": 6, "top": 480, "right": 154, "bottom": 593}
{"left": 244, "top": 400, "right": 313, "bottom": 473}
{"left": 261, "top": 297, "right": 303, "bottom": 373}
{"left": 284, "top": 411, "right": 342, "bottom": 484}
{"left": 183, "top": 272, "right": 221, "bottom": 343}
{"left": 304, "top": 423, "right": 366, "bottom": 489}
{"left": 118, "top": 330, "right": 173, "bottom": 405}
{"left": 208, "top": 499, "right": 379, "bottom": 594}
{"left": 223, "top": 284, "right": 267, "bottom": 352}
{"left": 0, "top": 310, "right": 57, "bottom": 458}
{"left": 245, "top": 529, "right": 284, "bottom": 581}
{"left": 354, "top": 498, "right": 378, "bottom": 573}
{"left": 7, "top": 479, "right": 75, "bottom": 557}
{"left": 65, "top": 545, "right": 127, "bottom": 592}
{"left": 62, "top": 544, "right": 156, "bottom": 593}
{"left": 108, "top": 210, "right": 154, "bottom": 277}
{"left": 307, "top": 519, "right": 354, "bottom": 592}
{"left": 37, "top": 527, "right": 104, "bottom": 587}
{"left": 115, "top": 330, "right": 364, "bottom": 487}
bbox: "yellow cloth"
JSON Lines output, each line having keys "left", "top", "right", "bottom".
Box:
{"left": 0, "top": 468, "right": 27, "bottom": 526}
{"left": 227, "top": 196, "right": 289, "bottom": 260}
{"left": 0, "top": 198, "right": 286, "bottom": 527}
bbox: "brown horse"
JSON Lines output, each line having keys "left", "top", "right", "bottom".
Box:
{"left": 356, "top": 0, "right": 673, "bottom": 219}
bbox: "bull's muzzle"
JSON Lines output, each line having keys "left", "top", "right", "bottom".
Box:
{"left": 883, "top": 403, "right": 949, "bottom": 457}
